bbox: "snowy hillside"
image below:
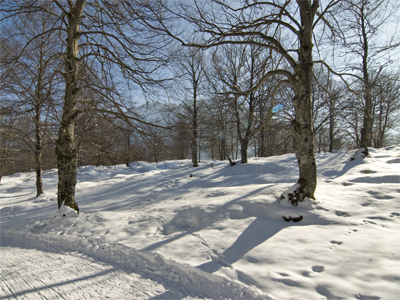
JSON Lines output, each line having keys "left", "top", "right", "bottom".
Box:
{"left": 1, "top": 146, "right": 400, "bottom": 299}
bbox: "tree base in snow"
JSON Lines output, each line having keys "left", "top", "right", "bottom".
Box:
{"left": 228, "top": 157, "right": 236, "bottom": 166}
{"left": 282, "top": 215, "right": 303, "bottom": 222}
{"left": 280, "top": 183, "right": 307, "bottom": 206}
{"left": 350, "top": 148, "right": 369, "bottom": 161}
{"left": 58, "top": 201, "right": 79, "bottom": 214}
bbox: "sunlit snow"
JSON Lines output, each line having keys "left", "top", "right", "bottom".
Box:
{"left": 1, "top": 146, "right": 399, "bottom": 299}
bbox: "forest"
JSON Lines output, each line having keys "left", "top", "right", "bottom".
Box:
{"left": 1, "top": 0, "right": 399, "bottom": 210}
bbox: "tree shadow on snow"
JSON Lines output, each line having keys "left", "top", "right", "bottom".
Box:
{"left": 196, "top": 216, "right": 287, "bottom": 274}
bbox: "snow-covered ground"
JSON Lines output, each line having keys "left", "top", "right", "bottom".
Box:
{"left": 1, "top": 146, "right": 399, "bottom": 299}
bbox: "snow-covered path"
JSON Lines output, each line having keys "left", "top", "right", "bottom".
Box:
{"left": 0, "top": 231, "right": 270, "bottom": 300}
{"left": 0, "top": 245, "right": 199, "bottom": 300}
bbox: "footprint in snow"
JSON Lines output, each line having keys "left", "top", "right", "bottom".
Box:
{"left": 355, "top": 294, "right": 380, "bottom": 300}
{"left": 345, "top": 229, "right": 358, "bottom": 235}
{"left": 312, "top": 265, "right": 325, "bottom": 273}
{"left": 335, "top": 211, "right": 350, "bottom": 217}
{"left": 330, "top": 240, "right": 343, "bottom": 245}
{"left": 361, "top": 220, "right": 377, "bottom": 225}
{"left": 301, "top": 270, "right": 311, "bottom": 277}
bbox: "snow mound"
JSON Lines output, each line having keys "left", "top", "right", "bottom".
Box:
{"left": 54, "top": 204, "right": 79, "bottom": 219}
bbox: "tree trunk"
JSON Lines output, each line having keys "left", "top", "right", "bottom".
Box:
{"left": 125, "top": 133, "right": 131, "bottom": 167}
{"left": 234, "top": 98, "right": 252, "bottom": 164}
{"left": 34, "top": 71, "right": 43, "bottom": 197}
{"left": 284, "top": 1, "right": 318, "bottom": 204}
{"left": 240, "top": 140, "right": 248, "bottom": 164}
{"left": 329, "top": 99, "right": 334, "bottom": 152}
{"left": 359, "top": 5, "right": 373, "bottom": 156}
{"left": 360, "top": 86, "right": 373, "bottom": 152}
{"left": 376, "top": 101, "right": 389, "bottom": 148}
{"left": 35, "top": 145, "right": 43, "bottom": 197}
{"left": 191, "top": 138, "right": 198, "bottom": 167}
{"left": 56, "top": 1, "right": 85, "bottom": 213}
{"left": 191, "top": 85, "right": 199, "bottom": 167}
{"left": 237, "top": 53, "right": 257, "bottom": 164}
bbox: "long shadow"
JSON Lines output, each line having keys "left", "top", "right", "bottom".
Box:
{"left": 80, "top": 160, "right": 297, "bottom": 213}
{"left": 197, "top": 216, "right": 286, "bottom": 273}
{"left": 142, "top": 232, "right": 187, "bottom": 251}
{"left": 142, "top": 186, "right": 272, "bottom": 252}
{"left": 320, "top": 153, "right": 366, "bottom": 180}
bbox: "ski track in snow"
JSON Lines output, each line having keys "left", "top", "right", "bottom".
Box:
{"left": 0, "top": 246, "right": 172, "bottom": 300}
{"left": 0, "top": 230, "right": 271, "bottom": 300}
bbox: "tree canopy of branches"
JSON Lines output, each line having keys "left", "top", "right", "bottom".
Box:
{"left": 322, "top": 0, "right": 400, "bottom": 155}
{"left": 140, "top": 0, "right": 347, "bottom": 204}
{"left": 1, "top": 0, "right": 171, "bottom": 212}
{"left": 1, "top": 11, "right": 63, "bottom": 196}
{"left": 1, "top": 0, "right": 399, "bottom": 212}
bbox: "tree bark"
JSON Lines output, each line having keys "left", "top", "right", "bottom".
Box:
{"left": 191, "top": 82, "right": 199, "bottom": 167}
{"left": 34, "top": 110, "right": 43, "bottom": 197}
{"left": 191, "top": 135, "right": 198, "bottom": 167}
{"left": 360, "top": 84, "right": 373, "bottom": 152}
{"left": 286, "top": 0, "right": 318, "bottom": 203}
{"left": 240, "top": 140, "right": 248, "bottom": 163}
{"left": 34, "top": 62, "right": 44, "bottom": 197}
{"left": 56, "top": 1, "right": 85, "bottom": 212}
{"left": 329, "top": 98, "right": 335, "bottom": 152}
{"left": 359, "top": 4, "right": 373, "bottom": 155}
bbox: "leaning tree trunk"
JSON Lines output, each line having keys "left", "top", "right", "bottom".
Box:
{"left": 283, "top": 1, "right": 318, "bottom": 205}
{"left": 56, "top": 1, "right": 85, "bottom": 213}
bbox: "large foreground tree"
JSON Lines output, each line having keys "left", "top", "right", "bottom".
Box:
{"left": 142, "top": 0, "right": 340, "bottom": 203}
{"left": 1, "top": 0, "right": 170, "bottom": 212}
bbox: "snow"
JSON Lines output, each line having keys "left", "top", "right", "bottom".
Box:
{"left": 1, "top": 146, "right": 400, "bottom": 299}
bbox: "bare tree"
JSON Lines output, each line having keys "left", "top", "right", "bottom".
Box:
{"left": 173, "top": 47, "right": 207, "bottom": 167}
{"left": 1, "top": 11, "right": 62, "bottom": 196}
{"left": 1, "top": 0, "right": 171, "bottom": 212}
{"left": 312, "top": 67, "right": 346, "bottom": 152}
{"left": 322, "top": 0, "right": 400, "bottom": 155}
{"left": 202, "top": 95, "right": 235, "bottom": 161}
{"left": 371, "top": 73, "right": 400, "bottom": 148}
{"left": 0, "top": 115, "right": 18, "bottom": 184}
{"left": 209, "top": 43, "right": 279, "bottom": 163}
{"left": 142, "top": 0, "right": 344, "bottom": 203}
